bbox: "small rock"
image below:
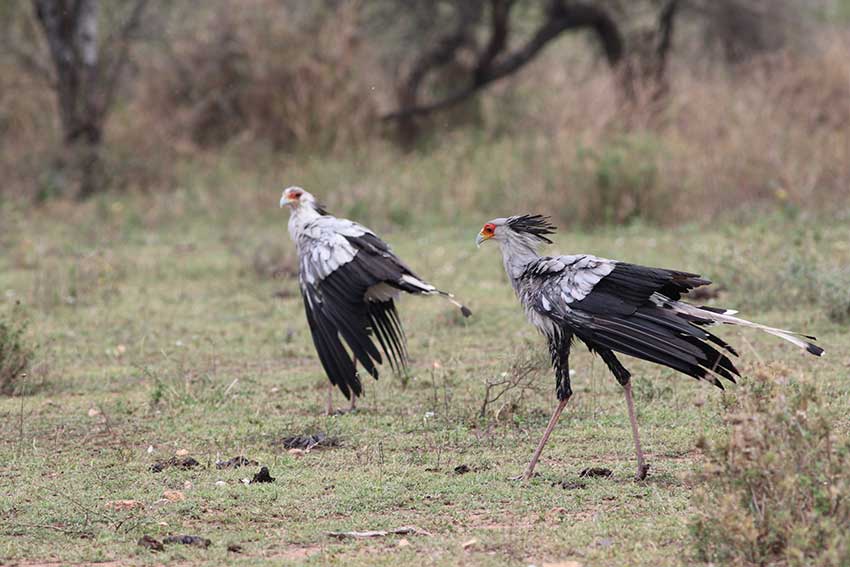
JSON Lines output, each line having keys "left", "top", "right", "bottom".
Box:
{"left": 163, "top": 535, "right": 211, "bottom": 548}
{"left": 461, "top": 538, "right": 478, "bottom": 549}
{"left": 280, "top": 432, "right": 339, "bottom": 450}
{"left": 250, "top": 466, "right": 275, "bottom": 484}
{"left": 175, "top": 449, "right": 190, "bottom": 457}
{"left": 397, "top": 538, "right": 410, "bottom": 548}
{"left": 215, "top": 480, "right": 227, "bottom": 487}
{"left": 150, "top": 456, "right": 201, "bottom": 473}
{"left": 288, "top": 448, "right": 305, "bottom": 458}
{"left": 552, "top": 480, "right": 587, "bottom": 490}
{"left": 137, "top": 535, "right": 164, "bottom": 551}
{"left": 216, "top": 456, "right": 259, "bottom": 470}
{"left": 578, "top": 467, "right": 613, "bottom": 478}
{"left": 87, "top": 408, "right": 100, "bottom": 417}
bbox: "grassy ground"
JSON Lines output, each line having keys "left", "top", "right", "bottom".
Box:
{"left": 0, "top": 194, "right": 848, "bottom": 566}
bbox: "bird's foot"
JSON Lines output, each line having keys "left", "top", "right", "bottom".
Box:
{"left": 510, "top": 471, "right": 540, "bottom": 482}
{"left": 329, "top": 406, "right": 357, "bottom": 416}
{"left": 635, "top": 463, "right": 650, "bottom": 481}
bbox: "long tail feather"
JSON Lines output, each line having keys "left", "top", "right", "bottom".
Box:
{"left": 436, "top": 290, "right": 472, "bottom": 317}
{"left": 667, "top": 300, "right": 824, "bottom": 357}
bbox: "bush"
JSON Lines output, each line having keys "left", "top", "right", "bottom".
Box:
{"left": 0, "top": 303, "right": 34, "bottom": 395}
{"left": 144, "top": 0, "right": 379, "bottom": 153}
{"left": 691, "top": 365, "right": 850, "bottom": 566}
{"left": 573, "top": 133, "right": 668, "bottom": 225}
{"left": 702, "top": 225, "right": 850, "bottom": 323}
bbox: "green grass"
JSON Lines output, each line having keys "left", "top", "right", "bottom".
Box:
{"left": 0, "top": 192, "right": 848, "bottom": 566}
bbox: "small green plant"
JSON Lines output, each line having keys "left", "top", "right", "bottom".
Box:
{"left": 0, "top": 303, "right": 34, "bottom": 395}
{"left": 574, "top": 133, "right": 667, "bottom": 226}
{"left": 691, "top": 364, "right": 850, "bottom": 566}
{"left": 819, "top": 267, "right": 850, "bottom": 324}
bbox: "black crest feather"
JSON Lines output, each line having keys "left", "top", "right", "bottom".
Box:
{"left": 506, "top": 214, "right": 557, "bottom": 243}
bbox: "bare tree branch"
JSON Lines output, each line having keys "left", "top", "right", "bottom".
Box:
{"left": 655, "top": 0, "right": 680, "bottom": 84}
{"left": 393, "top": 1, "right": 483, "bottom": 144}
{"left": 383, "top": 0, "right": 625, "bottom": 123}
{"left": 2, "top": 41, "right": 55, "bottom": 86}
{"left": 98, "top": 0, "right": 149, "bottom": 121}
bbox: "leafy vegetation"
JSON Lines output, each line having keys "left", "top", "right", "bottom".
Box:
{"left": 0, "top": 303, "right": 33, "bottom": 396}
{"left": 692, "top": 365, "right": 850, "bottom": 566}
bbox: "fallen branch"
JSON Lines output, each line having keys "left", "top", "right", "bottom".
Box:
{"left": 325, "top": 526, "right": 432, "bottom": 539}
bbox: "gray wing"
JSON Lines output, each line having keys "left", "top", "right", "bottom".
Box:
{"left": 296, "top": 216, "right": 411, "bottom": 399}
{"left": 522, "top": 254, "right": 617, "bottom": 319}
{"left": 522, "top": 255, "right": 740, "bottom": 388}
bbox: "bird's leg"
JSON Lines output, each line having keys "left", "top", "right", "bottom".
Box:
{"left": 520, "top": 331, "right": 573, "bottom": 481}
{"left": 599, "top": 350, "right": 649, "bottom": 480}
{"left": 522, "top": 397, "right": 569, "bottom": 480}
{"left": 326, "top": 382, "right": 334, "bottom": 416}
{"left": 623, "top": 380, "right": 649, "bottom": 480}
{"left": 348, "top": 353, "right": 358, "bottom": 413}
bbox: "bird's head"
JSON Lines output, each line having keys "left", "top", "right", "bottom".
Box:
{"left": 280, "top": 186, "right": 318, "bottom": 210}
{"left": 475, "top": 215, "right": 556, "bottom": 248}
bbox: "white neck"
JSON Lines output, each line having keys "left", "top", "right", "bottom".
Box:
{"left": 498, "top": 233, "right": 542, "bottom": 291}
{"left": 287, "top": 203, "right": 322, "bottom": 242}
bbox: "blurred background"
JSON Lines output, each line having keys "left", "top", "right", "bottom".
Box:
{"left": 2, "top": 0, "right": 849, "bottom": 226}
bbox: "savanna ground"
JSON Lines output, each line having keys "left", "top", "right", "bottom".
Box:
{"left": 1, "top": 174, "right": 848, "bottom": 566}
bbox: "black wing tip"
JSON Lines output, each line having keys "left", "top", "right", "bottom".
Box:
{"left": 807, "top": 343, "right": 825, "bottom": 357}
{"left": 506, "top": 214, "right": 557, "bottom": 243}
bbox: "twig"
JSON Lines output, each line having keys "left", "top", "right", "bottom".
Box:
{"left": 6, "top": 522, "right": 94, "bottom": 537}
{"left": 326, "top": 526, "right": 432, "bottom": 539}
{"left": 17, "top": 372, "right": 27, "bottom": 458}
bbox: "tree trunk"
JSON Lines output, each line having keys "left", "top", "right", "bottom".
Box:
{"left": 34, "top": 0, "right": 105, "bottom": 198}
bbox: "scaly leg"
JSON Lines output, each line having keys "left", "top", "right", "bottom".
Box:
{"left": 348, "top": 353, "right": 358, "bottom": 412}
{"left": 623, "top": 380, "right": 649, "bottom": 480}
{"left": 521, "top": 398, "right": 569, "bottom": 481}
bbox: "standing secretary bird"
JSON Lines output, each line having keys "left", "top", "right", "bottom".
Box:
{"left": 281, "top": 186, "right": 471, "bottom": 414}
{"left": 476, "top": 215, "right": 824, "bottom": 481}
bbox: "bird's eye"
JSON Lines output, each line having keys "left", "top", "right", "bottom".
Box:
{"left": 291, "top": 190, "right": 302, "bottom": 199}
{"left": 483, "top": 224, "right": 495, "bottom": 234}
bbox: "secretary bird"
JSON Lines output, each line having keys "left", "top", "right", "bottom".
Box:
{"left": 476, "top": 215, "right": 824, "bottom": 481}
{"left": 281, "top": 186, "right": 471, "bottom": 414}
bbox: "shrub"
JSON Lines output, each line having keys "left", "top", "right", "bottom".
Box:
{"left": 0, "top": 303, "right": 34, "bottom": 395}
{"left": 144, "top": 0, "right": 379, "bottom": 153}
{"left": 815, "top": 263, "right": 850, "bottom": 324}
{"left": 701, "top": 226, "right": 850, "bottom": 323}
{"left": 691, "top": 365, "right": 850, "bottom": 566}
{"left": 573, "top": 133, "right": 668, "bottom": 226}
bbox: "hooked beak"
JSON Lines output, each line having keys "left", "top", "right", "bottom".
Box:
{"left": 475, "top": 232, "right": 488, "bottom": 248}
{"left": 279, "top": 195, "right": 287, "bottom": 208}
